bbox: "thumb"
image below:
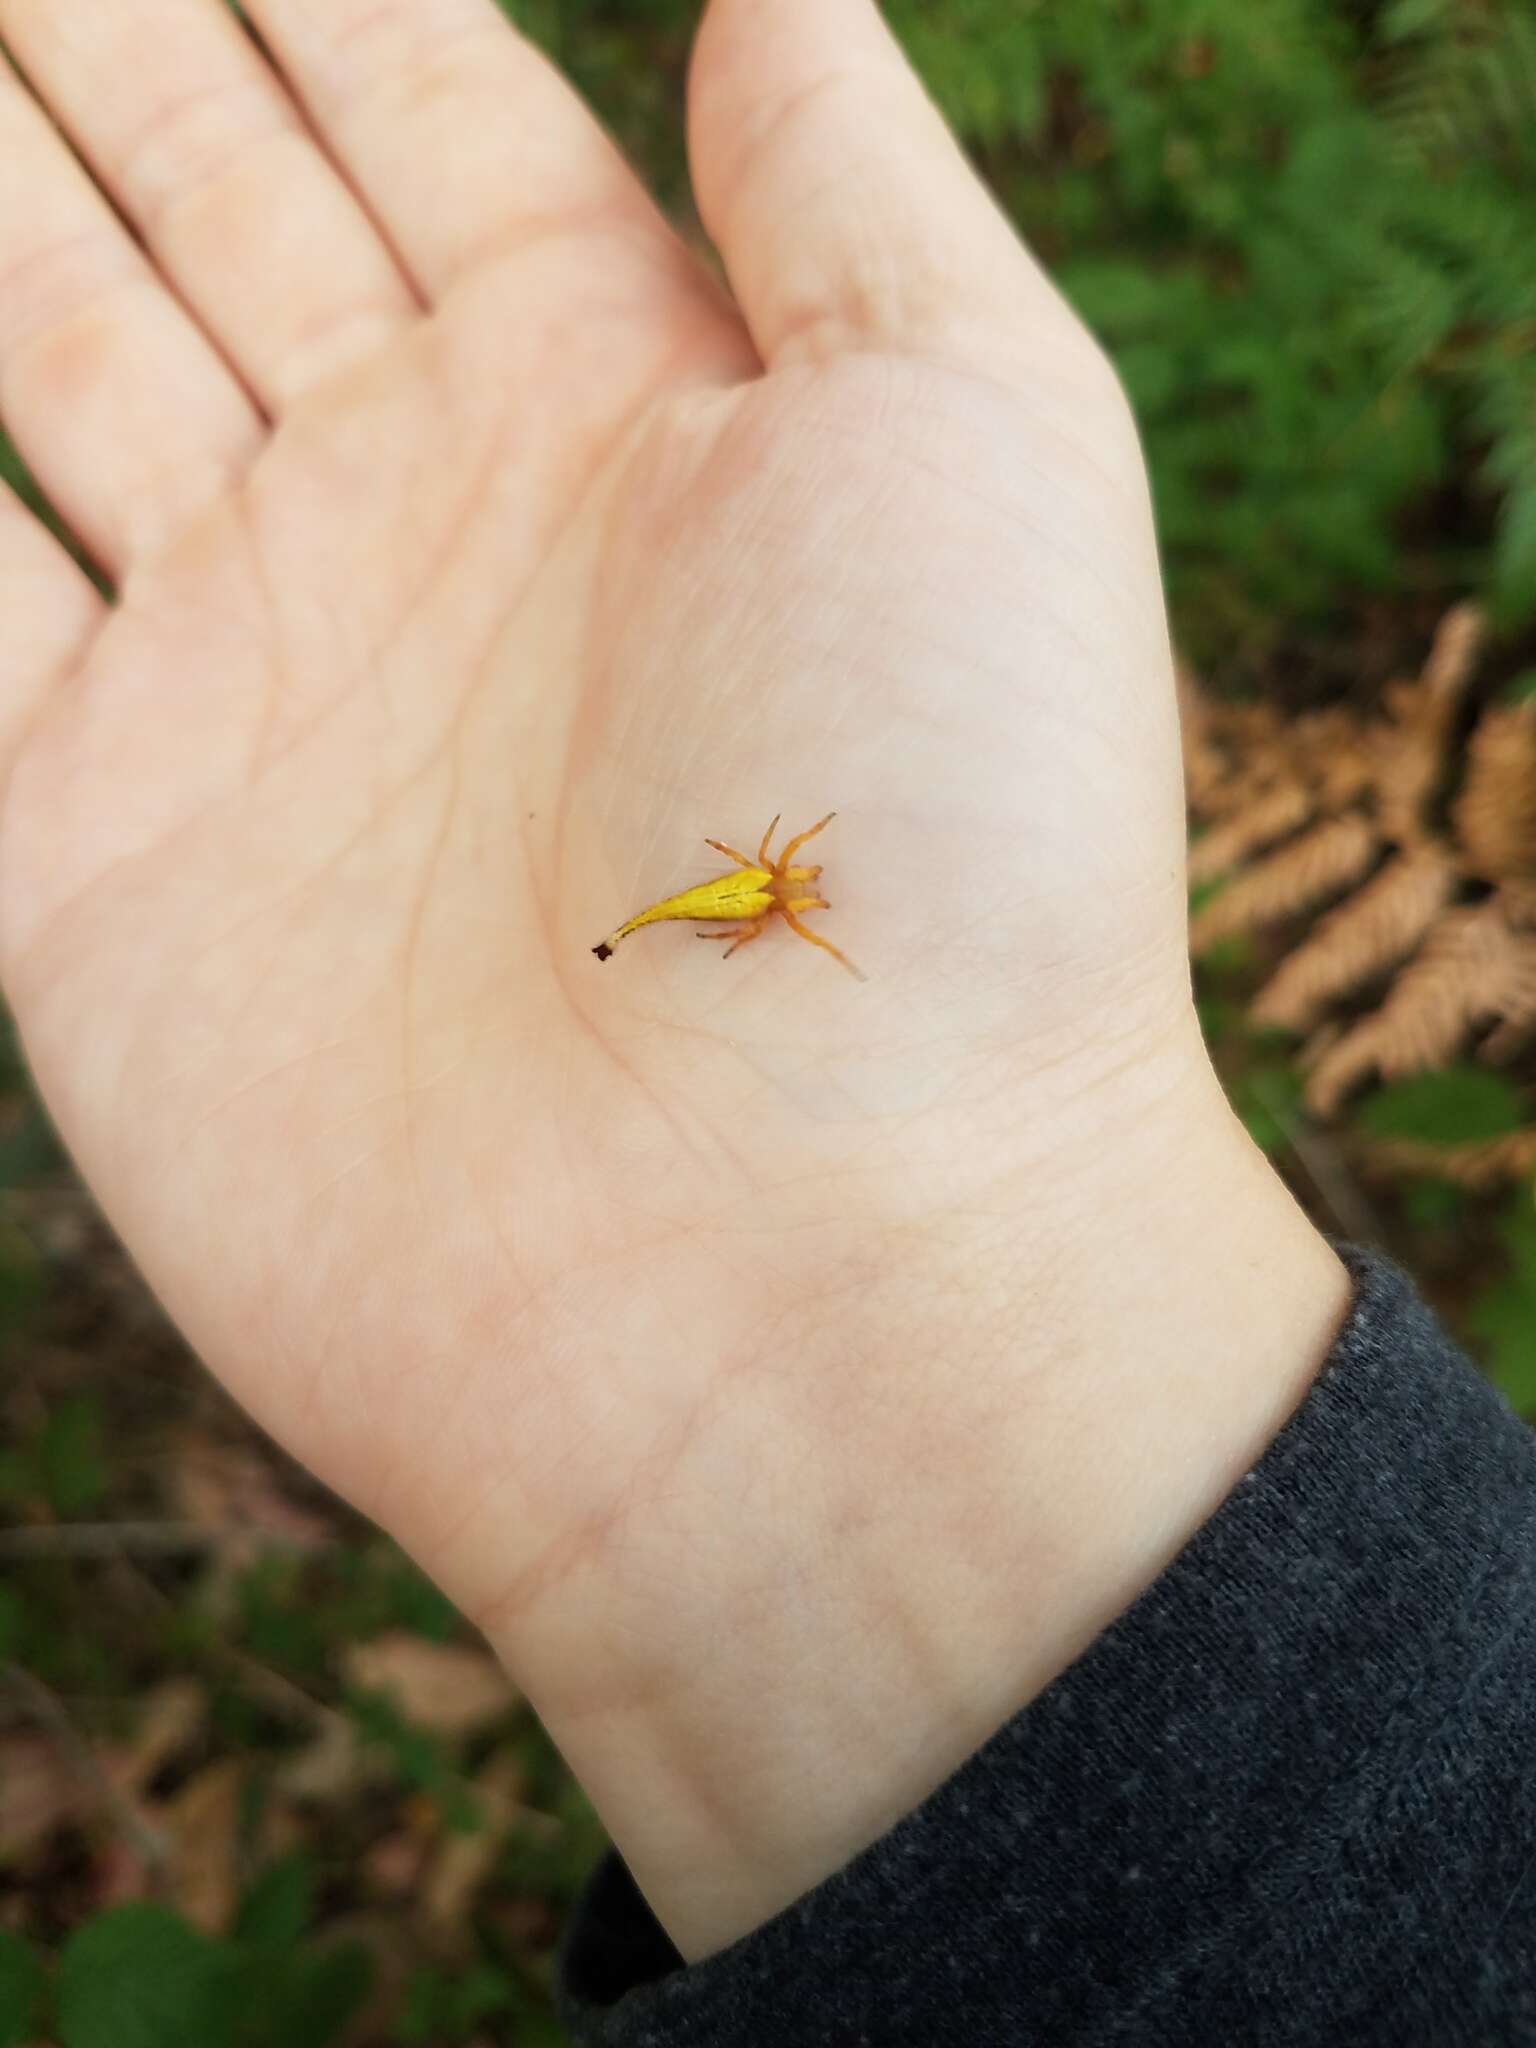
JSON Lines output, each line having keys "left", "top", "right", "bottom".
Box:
{"left": 687, "top": 0, "right": 1095, "bottom": 386}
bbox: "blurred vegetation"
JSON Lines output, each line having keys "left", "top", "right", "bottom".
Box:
{"left": 4, "top": 1, "right": 1536, "bottom": 2041}
{"left": 510, "top": 0, "right": 1536, "bottom": 664}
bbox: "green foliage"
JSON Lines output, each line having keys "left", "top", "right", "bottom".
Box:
{"left": 1355, "top": 1066, "right": 1528, "bottom": 1146}
{"left": 0, "top": 1012, "right": 61, "bottom": 1192}
{"left": 1190, "top": 931, "right": 1258, "bottom": 981}
{"left": 1468, "top": 1197, "right": 1536, "bottom": 1414}
{"left": 0, "top": 1585, "right": 24, "bottom": 1661}
{"left": 0, "top": 437, "right": 97, "bottom": 586}
{"left": 1235, "top": 1062, "right": 1306, "bottom": 1155}
{"left": 231, "top": 1939, "right": 374, "bottom": 2048}
{"left": 333, "top": 1544, "right": 461, "bottom": 1643}
{"left": 0, "top": 1394, "right": 109, "bottom": 1517}
{"left": 53, "top": 1900, "right": 372, "bottom": 2048}
{"left": 346, "top": 1688, "right": 483, "bottom": 1834}
{"left": 0, "top": 1930, "right": 45, "bottom": 2048}
{"left": 396, "top": 1961, "right": 519, "bottom": 2044}
{"left": 57, "top": 1906, "right": 241, "bottom": 2048}
{"left": 231, "top": 1541, "right": 457, "bottom": 1682}
{"left": 0, "top": 1012, "right": 60, "bottom": 1338}
{"left": 235, "top": 1552, "right": 332, "bottom": 1675}
{"left": 235, "top": 1855, "right": 316, "bottom": 1951}
{"left": 1399, "top": 1175, "right": 1466, "bottom": 1232}
{"left": 498, "top": 0, "right": 695, "bottom": 213}
{"left": 497, "top": 1759, "right": 611, "bottom": 1904}
{"left": 888, "top": 0, "right": 1046, "bottom": 146}
{"left": 944, "top": 0, "right": 1536, "bottom": 647}
{"left": 0, "top": 435, "right": 50, "bottom": 536}
{"left": 38, "top": 1395, "right": 110, "bottom": 1515}
{"left": 394, "top": 1946, "right": 574, "bottom": 2045}
{"left": 0, "top": 1217, "right": 42, "bottom": 1337}
{"left": 1195, "top": 991, "right": 1243, "bottom": 1045}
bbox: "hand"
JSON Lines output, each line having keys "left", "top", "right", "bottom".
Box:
{"left": 0, "top": 0, "right": 1347, "bottom": 1959}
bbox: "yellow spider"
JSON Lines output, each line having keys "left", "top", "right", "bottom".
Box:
{"left": 592, "top": 813, "right": 865, "bottom": 980}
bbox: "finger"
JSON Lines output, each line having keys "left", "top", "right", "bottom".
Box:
{"left": 244, "top": 0, "right": 687, "bottom": 303}
{"left": 689, "top": 0, "right": 1093, "bottom": 379}
{"left": 0, "top": 482, "right": 104, "bottom": 789}
{"left": 0, "top": 0, "right": 419, "bottom": 412}
{"left": 0, "top": 61, "right": 263, "bottom": 573}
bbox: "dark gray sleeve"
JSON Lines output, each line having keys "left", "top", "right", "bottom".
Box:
{"left": 555, "top": 1248, "right": 1536, "bottom": 2047}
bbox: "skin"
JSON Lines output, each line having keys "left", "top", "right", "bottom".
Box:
{"left": 0, "top": 0, "right": 1349, "bottom": 1967}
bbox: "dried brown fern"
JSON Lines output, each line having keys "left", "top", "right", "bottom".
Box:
{"left": 1249, "top": 846, "right": 1457, "bottom": 1035}
{"left": 1370, "top": 602, "right": 1483, "bottom": 846}
{"left": 1300, "top": 901, "right": 1536, "bottom": 1115}
{"left": 1189, "top": 816, "right": 1380, "bottom": 950}
{"left": 1455, "top": 701, "right": 1536, "bottom": 882}
{"left": 1188, "top": 783, "right": 1316, "bottom": 887}
{"left": 1366, "top": 1125, "right": 1536, "bottom": 1192}
{"left": 1184, "top": 604, "right": 1536, "bottom": 1179}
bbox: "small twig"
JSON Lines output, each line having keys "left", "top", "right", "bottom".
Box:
{"left": 0, "top": 1661, "right": 171, "bottom": 1876}
{"left": 1250, "top": 1073, "right": 1388, "bottom": 1247}
{"left": 0, "top": 1521, "right": 325, "bottom": 1559}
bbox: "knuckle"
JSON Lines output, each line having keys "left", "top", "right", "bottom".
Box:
{"left": 111, "top": 76, "right": 297, "bottom": 239}
{"left": 325, "top": 0, "right": 507, "bottom": 112}
{"left": 266, "top": 297, "right": 409, "bottom": 407}
{"left": 0, "top": 231, "right": 141, "bottom": 363}
{"left": 121, "top": 443, "right": 248, "bottom": 560}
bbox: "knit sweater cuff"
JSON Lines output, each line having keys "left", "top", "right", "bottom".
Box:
{"left": 557, "top": 1249, "right": 1536, "bottom": 2046}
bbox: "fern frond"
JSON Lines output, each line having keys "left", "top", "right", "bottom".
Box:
{"left": 1184, "top": 603, "right": 1536, "bottom": 1172}
{"left": 1190, "top": 816, "right": 1380, "bottom": 953}
{"left": 1250, "top": 845, "right": 1455, "bottom": 1032}
{"left": 1303, "top": 711, "right": 1377, "bottom": 812}
{"left": 1371, "top": 601, "right": 1484, "bottom": 843}
{"left": 1177, "top": 666, "right": 1288, "bottom": 817}
{"left": 1303, "top": 900, "right": 1534, "bottom": 1114}
{"left": 1188, "top": 783, "right": 1316, "bottom": 885}
{"left": 1367, "top": 1125, "right": 1536, "bottom": 1191}
{"left": 1420, "top": 598, "right": 1485, "bottom": 698}
{"left": 1176, "top": 661, "right": 1239, "bottom": 816}
{"left": 1480, "top": 916, "right": 1536, "bottom": 1060}
{"left": 1355, "top": 240, "right": 1462, "bottom": 381}
{"left": 1454, "top": 700, "right": 1536, "bottom": 881}
{"left": 1383, "top": 8, "right": 1536, "bottom": 179}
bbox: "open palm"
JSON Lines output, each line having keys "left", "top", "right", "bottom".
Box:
{"left": 0, "top": 0, "right": 1293, "bottom": 1957}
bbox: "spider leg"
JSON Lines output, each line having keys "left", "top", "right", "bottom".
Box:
{"left": 778, "top": 813, "right": 836, "bottom": 866}
{"left": 697, "top": 922, "right": 765, "bottom": 960}
{"left": 756, "top": 814, "right": 782, "bottom": 866}
{"left": 782, "top": 862, "right": 823, "bottom": 883}
{"left": 780, "top": 905, "right": 865, "bottom": 981}
{"left": 704, "top": 837, "right": 758, "bottom": 869}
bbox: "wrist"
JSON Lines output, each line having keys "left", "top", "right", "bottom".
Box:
{"left": 488, "top": 1027, "right": 1349, "bottom": 1962}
